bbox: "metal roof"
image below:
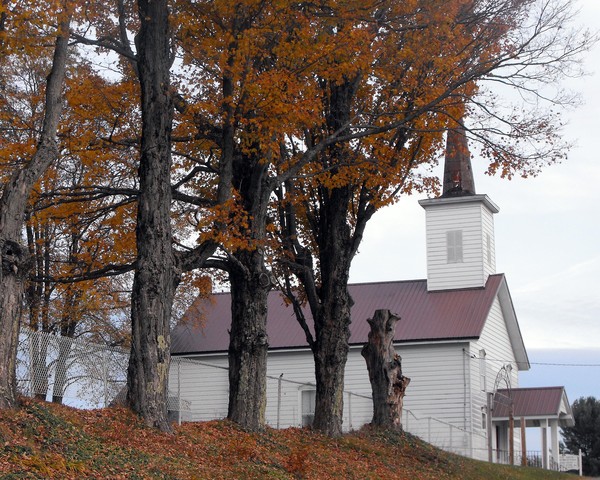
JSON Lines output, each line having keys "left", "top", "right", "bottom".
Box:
{"left": 493, "top": 387, "right": 574, "bottom": 426}
{"left": 172, "top": 274, "right": 507, "bottom": 355}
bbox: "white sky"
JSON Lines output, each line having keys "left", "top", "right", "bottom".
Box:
{"left": 350, "top": 0, "right": 600, "bottom": 368}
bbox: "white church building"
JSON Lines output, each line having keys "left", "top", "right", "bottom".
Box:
{"left": 169, "top": 126, "right": 574, "bottom": 469}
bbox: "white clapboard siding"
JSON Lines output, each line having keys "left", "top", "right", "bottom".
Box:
{"left": 469, "top": 296, "right": 520, "bottom": 460}
{"left": 169, "top": 331, "right": 504, "bottom": 459}
{"left": 168, "top": 355, "right": 229, "bottom": 422}
{"left": 400, "top": 343, "right": 470, "bottom": 423}
{"left": 265, "top": 348, "right": 374, "bottom": 430}
{"left": 339, "top": 349, "right": 375, "bottom": 430}
{"left": 264, "top": 349, "right": 318, "bottom": 429}
{"left": 422, "top": 197, "right": 497, "bottom": 291}
{"left": 170, "top": 340, "right": 472, "bottom": 439}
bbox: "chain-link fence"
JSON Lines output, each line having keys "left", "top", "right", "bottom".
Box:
{"left": 17, "top": 328, "right": 128, "bottom": 408}
{"left": 15, "top": 330, "right": 487, "bottom": 462}
{"left": 167, "top": 355, "right": 487, "bottom": 460}
{"left": 402, "top": 407, "right": 487, "bottom": 458}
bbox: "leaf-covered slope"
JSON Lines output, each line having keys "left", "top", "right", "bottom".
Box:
{"left": 0, "top": 399, "right": 584, "bottom": 479}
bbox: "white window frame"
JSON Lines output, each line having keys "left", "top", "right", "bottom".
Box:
{"left": 299, "top": 387, "right": 316, "bottom": 427}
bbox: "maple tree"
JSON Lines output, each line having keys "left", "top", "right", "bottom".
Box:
{"left": 273, "top": 0, "right": 592, "bottom": 436}
{"left": 10, "top": 0, "right": 222, "bottom": 427}
{"left": 172, "top": 0, "right": 592, "bottom": 435}
{"left": 0, "top": 0, "right": 592, "bottom": 439}
{"left": 172, "top": 0, "right": 368, "bottom": 430}
{"left": 0, "top": 0, "right": 216, "bottom": 425}
{"left": 124, "top": 0, "right": 235, "bottom": 429}
{"left": 0, "top": 0, "right": 73, "bottom": 409}
{"left": 0, "top": 30, "right": 139, "bottom": 403}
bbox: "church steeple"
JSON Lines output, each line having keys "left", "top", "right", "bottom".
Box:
{"left": 419, "top": 118, "right": 499, "bottom": 292}
{"left": 442, "top": 122, "right": 476, "bottom": 197}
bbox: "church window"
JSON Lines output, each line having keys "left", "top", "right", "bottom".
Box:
{"left": 300, "top": 389, "right": 316, "bottom": 427}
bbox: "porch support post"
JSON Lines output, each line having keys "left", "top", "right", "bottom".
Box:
{"left": 520, "top": 417, "right": 527, "bottom": 466}
{"left": 550, "top": 419, "right": 559, "bottom": 469}
{"left": 541, "top": 418, "right": 549, "bottom": 469}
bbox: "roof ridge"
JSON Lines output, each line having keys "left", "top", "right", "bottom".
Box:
{"left": 498, "top": 386, "right": 564, "bottom": 391}
{"left": 348, "top": 278, "right": 426, "bottom": 287}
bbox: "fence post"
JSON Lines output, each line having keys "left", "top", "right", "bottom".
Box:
{"left": 487, "top": 392, "right": 494, "bottom": 463}
{"left": 348, "top": 392, "right": 352, "bottom": 430}
{"left": 102, "top": 349, "right": 108, "bottom": 407}
{"left": 428, "top": 417, "right": 431, "bottom": 443}
{"left": 177, "top": 358, "right": 182, "bottom": 425}
{"left": 277, "top": 373, "right": 283, "bottom": 429}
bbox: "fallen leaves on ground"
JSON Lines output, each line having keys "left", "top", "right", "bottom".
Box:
{"left": 0, "top": 399, "right": 582, "bottom": 479}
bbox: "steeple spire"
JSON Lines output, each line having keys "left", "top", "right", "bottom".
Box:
{"left": 442, "top": 120, "right": 476, "bottom": 197}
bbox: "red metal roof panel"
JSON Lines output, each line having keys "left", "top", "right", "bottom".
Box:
{"left": 171, "top": 274, "right": 505, "bottom": 354}
{"left": 493, "top": 387, "right": 565, "bottom": 419}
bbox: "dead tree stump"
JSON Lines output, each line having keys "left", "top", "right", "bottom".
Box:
{"left": 361, "top": 309, "right": 410, "bottom": 430}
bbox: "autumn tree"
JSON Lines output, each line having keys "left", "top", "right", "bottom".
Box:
{"left": 275, "top": 0, "right": 593, "bottom": 435}
{"left": 0, "top": 0, "right": 72, "bottom": 408}
{"left": 173, "top": 0, "right": 370, "bottom": 430}
{"left": 0, "top": 31, "right": 140, "bottom": 402}
{"left": 117, "top": 0, "right": 178, "bottom": 431}
{"left": 41, "top": 0, "right": 224, "bottom": 427}
{"left": 171, "top": 0, "right": 593, "bottom": 436}
{"left": 1, "top": 0, "right": 222, "bottom": 423}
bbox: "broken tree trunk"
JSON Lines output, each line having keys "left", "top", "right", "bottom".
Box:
{"left": 361, "top": 309, "right": 410, "bottom": 430}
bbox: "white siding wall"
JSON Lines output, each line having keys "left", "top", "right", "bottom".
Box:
{"left": 482, "top": 206, "right": 496, "bottom": 279}
{"left": 264, "top": 350, "right": 321, "bottom": 428}
{"left": 338, "top": 349, "right": 374, "bottom": 429}
{"left": 424, "top": 201, "right": 496, "bottom": 291}
{"left": 400, "top": 342, "right": 473, "bottom": 456}
{"left": 168, "top": 355, "right": 230, "bottom": 422}
{"left": 469, "top": 296, "right": 520, "bottom": 461}
{"left": 170, "top": 341, "right": 475, "bottom": 457}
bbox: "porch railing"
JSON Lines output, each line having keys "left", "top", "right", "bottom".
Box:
{"left": 495, "top": 450, "right": 560, "bottom": 471}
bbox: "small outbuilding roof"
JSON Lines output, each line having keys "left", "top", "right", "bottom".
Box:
{"left": 492, "top": 387, "right": 575, "bottom": 427}
{"left": 172, "top": 273, "right": 527, "bottom": 368}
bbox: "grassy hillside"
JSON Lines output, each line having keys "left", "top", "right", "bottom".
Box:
{"left": 0, "top": 399, "right": 584, "bottom": 479}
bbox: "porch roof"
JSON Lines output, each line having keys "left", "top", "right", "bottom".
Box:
{"left": 492, "top": 387, "right": 574, "bottom": 427}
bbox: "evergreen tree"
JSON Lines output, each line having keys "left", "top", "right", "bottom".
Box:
{"left": 562, "top": 396, "right": 600, "bottom": 476}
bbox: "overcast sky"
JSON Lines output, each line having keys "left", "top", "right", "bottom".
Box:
{"left": 349, "top": 0, "right": 600, "bottom": 402}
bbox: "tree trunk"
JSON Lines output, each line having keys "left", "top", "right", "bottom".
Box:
{"left": 311, "top": 190, "right": 353, "bottom": 436}
{"left": 126, "top": 0, "right": 177, "bottom": 431}
{"left": 51, "top": 338, "right": 72, "bottom": 404}
{"left": 0, "top": 11, "right": 70, "bottom": 409}
{"left": 312, "top": 286, "right": 351, "bottom": 436}
{"left": 225, "top": 120, "right": 271, "bottom": 430}
{"left": 52, "top": 287, "right": 78, "bottom": 404}
{"left": 0, "top": 240, "right": 27, "bottom": 407}
{"left": 227, "top": 250, "right": 269, "bottom": 431}
{"left": 361, "top": 309, "right": 410, "bottom": 429}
